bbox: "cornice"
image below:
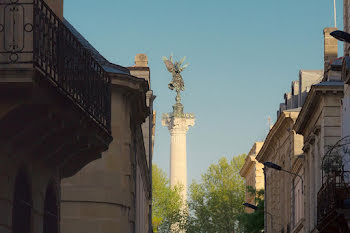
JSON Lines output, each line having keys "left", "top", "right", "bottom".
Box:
{"left": 240, "top": 155, "right": 255, "bottom": 177}
{"left": 294, "top": 83, "right": 343, "bottom": 135}
{"left": 127, "top": 66, "right": 150, "bottom": 71}
{"left": 291, "top": 156, "right": 303, "bottom": 174}
{"left": 110, "top": 73, "right": 149, "bottom": 93}
{"left": 110, "top": 73, "right": 150, "bottom": 124}
{"left": 256, "top": 110, "right": 299, "bottom": 163}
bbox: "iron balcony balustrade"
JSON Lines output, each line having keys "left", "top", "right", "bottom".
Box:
{"left": 317, "top": 171, "right": 350, "bottom": 226}
{"left": 0, "top": 0, "right": 111, "bottom": 133}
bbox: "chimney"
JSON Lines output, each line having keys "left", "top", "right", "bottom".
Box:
{"left": 44, "top": 0, "right": 64, "bottom": 19}
{"left": 323, "top": 27, "right": 338, "bottom": 71}
{"left": 134, "top": 54, "right": 148, "bottom": 67}
{"left": 129, "top": 54, "right": 150, "bottom": 86}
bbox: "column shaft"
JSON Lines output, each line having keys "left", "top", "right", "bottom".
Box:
{"left": 170, "top": 131, "right": 187, "bottom": 199}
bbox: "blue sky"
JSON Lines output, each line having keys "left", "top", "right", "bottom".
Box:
{"left": 65, "top": 0, "right": 343, "bottom": 183}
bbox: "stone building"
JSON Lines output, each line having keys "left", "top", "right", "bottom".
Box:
{"left": 293, "top": 25, "right": 350, "bottom": 232}
{"left": 294, "top": 76, "right": 344, "bottom": 232}
{"left": 257, "top": 109, "right": 302, "bottom": 233}
{"left": 0, "top": 0, "right": 155, "bottom": 232}
{"left": 277, "top": 70, "right": 323, "bottom": 118}
{"left": 342, "top": 1, "right": 350, "bottom": 168}
{"left": 291, "top": 2, "right": 350, "bottom": 230}
{"left": 257, "top": 53, "right": 325, "bottom": 232}
{"left": 61, "top": 51, "right": 155, "bottom": 233}
{"left": 240, "top": 142, "right": 264, "bottom": 214}
{"left": 0, "top": 0, "right": 113, "bottom": 232}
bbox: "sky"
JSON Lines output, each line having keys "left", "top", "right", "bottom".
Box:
{"left": 64, "top": 0, "right": 343, "bottom": 184}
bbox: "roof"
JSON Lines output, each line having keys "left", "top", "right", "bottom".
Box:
{"left": 314, "top": 81, "right": 343, "bottom": 86}
{"left": 63, "top": 19, "right": 130, "bottom": 75}
{"left": 284, "top": 107, "right": 301, "bottom": 112}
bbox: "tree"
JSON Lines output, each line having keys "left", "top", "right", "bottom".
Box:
{"left": 152, "top": 164, "right": 187, "bottom": 233}
{"left": 187, "top": 154, "right": 246, "bottom": 233}
{"left": 238, "top": 187, "right": 264, "bottom": 233}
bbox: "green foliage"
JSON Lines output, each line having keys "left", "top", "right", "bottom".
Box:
{"left": 237, "top": 187, "right": 265, "bottom": 233}
{"left": 187, "top": 154, "right": 247, "bottom": 233}
{"left": 152, "top": 164, "right": 187, "bottom": 233}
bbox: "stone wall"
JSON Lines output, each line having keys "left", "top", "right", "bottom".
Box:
{"left": 61, "top": 54, "right": 153, "bottom": 233}
{"left": 257, "top": 111, "right": 301, "bottom": 233}
{"left": 0, "top": 158, "right": 60, "bottom": 233}
{"left": 294, "top": 83, "right": 343, "bottom": 232}
{"left": 240, "top": 142, "right": 264, "bottom": 213}
{"left": 61, "top": 89, "right": 136, "bottom": 233}
{"left": 344, "top": 0, "right": 350, "bottom": 55}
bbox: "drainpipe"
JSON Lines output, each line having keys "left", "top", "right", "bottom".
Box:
{"left": 134, "top": 126, "right": 137, "bottom": 233}
{"left": 149, "top": 105, "right": 154, "bottom": 233}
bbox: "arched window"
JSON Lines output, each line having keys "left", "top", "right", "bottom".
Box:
{"left": 43, "top": 181, "right": 58, "bottom": 233}
{"left": 12, "top": 169, "right": 32, "bottom": 233}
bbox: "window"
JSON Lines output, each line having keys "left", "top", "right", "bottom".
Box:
{"left": 43, "top": 181, "right": 58, "bottom": 233}
{"left": 12, "top": 169, "right": 32, "bottom": 233}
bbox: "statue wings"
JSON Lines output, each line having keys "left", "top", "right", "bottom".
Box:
{"left": 162, "top": 55, "right": 189, "bottom": 74}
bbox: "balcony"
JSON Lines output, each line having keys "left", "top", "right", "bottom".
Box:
{"left": 0, "top": 0, "right": 111, "bottom": 133}
{"left": 317, "top": 171, "right": 350, "bottom": 232}
{"left": 0, "top": 0, "right": 112, "bottom": 177}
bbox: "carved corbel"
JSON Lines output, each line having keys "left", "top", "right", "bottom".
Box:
{"left": 306, "top": 133, "right": 316, "bottom": 145}
{"left": 303, "top": 141, "right": 310, "bottom": 152}
{"left": 313, "top": 125, "right": 321, "bottom": 135}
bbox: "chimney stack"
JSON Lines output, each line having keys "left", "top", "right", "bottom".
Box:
{"left": 323, "top": 27, "right": 338, "bottom": 71}
{"left": 134, "top": 54, "right": 148, "bottom": 67}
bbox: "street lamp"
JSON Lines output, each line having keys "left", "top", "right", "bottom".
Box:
{"left": 263, "top": 162, "right": 282, "bottom": 170}
{"left": 243, "top": 203, "right": 273, "bottom": 233}
{"left": 330, "top": 30, "right": 350, "bottom": 43}
{"left": 243, "top": 202, "right": 258, "bottom": 210}
{"left": 263, "top": 161, "right": 304, "bottom": 194}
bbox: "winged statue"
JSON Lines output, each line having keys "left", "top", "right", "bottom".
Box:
{"left": 162, "top": 55, "right": 189, "bottom": 104}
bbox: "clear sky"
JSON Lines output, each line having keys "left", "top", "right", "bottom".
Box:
{"left": 64, "top": 0, "right": 343, "bottom": 184}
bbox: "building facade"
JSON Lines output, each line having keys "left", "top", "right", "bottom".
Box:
{"left": 256, "top": 54, "right": 325, "bottom": 232}
{"left": 256, "top": 25, "right": 350, "bottom": 233}
{"left": 343, "top": 0, "right": 350, "bottom": 155}
{"left": 0, "top": 0, "right": 155, "bottom": 232}
{"left": 257, "top": 110, "right": 302, "bottom": 233}
{"left": 0, "top": 0, "right": 113, "bottom": 232}
{"left": 61, "top": 54, "right": 155, "bottom": 233}
{"left": 294, "top": 78, "right": 344, "bottom": 232}
{"left": 240, "top": 142, "right": 264, "bottom": 214}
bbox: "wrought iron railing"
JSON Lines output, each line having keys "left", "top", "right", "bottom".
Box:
{"left": 317, "top": 171, "right": 350, "bottom": 225}
{"left": 0, "top": 0, "right": 111, "bottom": 133}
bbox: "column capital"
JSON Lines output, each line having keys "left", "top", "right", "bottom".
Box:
{"left": 162, "top": 113, "right": 195, "bottom": 133}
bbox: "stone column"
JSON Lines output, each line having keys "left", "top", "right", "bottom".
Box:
{"left": 162, "top": 112, "right": 195, "bottom": 200}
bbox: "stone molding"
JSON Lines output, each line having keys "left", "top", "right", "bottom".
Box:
{"left": 240, "top": 155, "right": 256, "bottom": 177}
{"left": 162, "top": 114, "right": 195, "bottom": 133}
{"left": 111, "top": 72, "right": 150, "bottom": 126}
{"left": 294, "top": 83, "right": 344, "bottom": 135}
{"left": 257, "top": 110, "right": 300, "bottom": 163}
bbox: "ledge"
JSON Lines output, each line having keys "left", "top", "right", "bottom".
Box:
{"left": 294, "top": 82, "right": 344, "bottom": 135}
